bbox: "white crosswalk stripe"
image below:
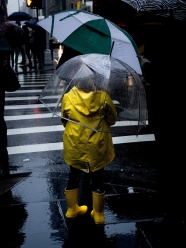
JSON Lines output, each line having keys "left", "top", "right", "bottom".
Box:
{"left": 5, "top": 72, "right": 155, "bottom": 155}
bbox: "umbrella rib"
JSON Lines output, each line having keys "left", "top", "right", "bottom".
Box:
{"left": 51, "top": 15, "right": 55, "bottom": 37}
{"left": 61, "top": 117, "right": 115, "bottom": 133}
{"left": 61, "top": 117, "right": 98, "bottom": 132}
{"left": 109, "top": 41, "right": 115, "bottom": 56}
{"left": 59, "top": 10, "right": 79, "bottom": 22}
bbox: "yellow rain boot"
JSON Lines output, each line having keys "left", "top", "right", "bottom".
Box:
{"left": 91, "top": 191, "right": 105, "bottom": 225}
{"left": 64, "top": 188, "right": 88, "bottom": 219}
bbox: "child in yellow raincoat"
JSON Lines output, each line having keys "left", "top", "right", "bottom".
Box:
{"left": 61, "top": 79, "right": 116, "bottom": 225}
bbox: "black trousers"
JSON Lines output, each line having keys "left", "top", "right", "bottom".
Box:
{"left": 67, "top": 166, "right": 104, "bottom": 193}
{"left": 0, "top": 89, "right": 9, "bottom": 173}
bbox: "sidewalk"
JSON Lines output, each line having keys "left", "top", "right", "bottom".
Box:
{"left": 0, "top": 167, "right": 164, "bottom": 247}
{"left": 0, "top": 164, "right": 184, "bottom": 247}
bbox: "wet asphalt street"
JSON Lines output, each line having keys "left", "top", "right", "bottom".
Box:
{"left": 0, "top": 49, "right": 185, "bottom": 248}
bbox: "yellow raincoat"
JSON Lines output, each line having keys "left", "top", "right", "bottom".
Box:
{"left": 61, "top": 86, "right": 117, "bottom": 172}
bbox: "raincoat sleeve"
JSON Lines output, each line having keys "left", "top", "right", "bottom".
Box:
{"left": 104, "top": 93, "right": 117, "bottom": 127}
{"left": 61, "top": 94, "right": 69, "bottom": 127}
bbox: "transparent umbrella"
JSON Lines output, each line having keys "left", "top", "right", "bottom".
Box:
{"left": 38, "top": 53, "right": 147, "bottom": 135}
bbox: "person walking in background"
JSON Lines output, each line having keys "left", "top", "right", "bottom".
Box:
{"left": 0, "top": 50, "right": 10, "bottom": 177}
{"left": 61, "top": 79, "right": 117, "bottom": 225}
{"left": 29, "top": 29, "right": 44, "bottom": 70}
{"left": 14, "top": 21, "right": 27, "bottom": 74}
{"left": 22, "top": 25, "right": 32, "bottom": 69}
{"left": 143, "top": 23, "right": 185, "bottom": 229}
{"left": 6, "top": 50, "right": 14, "bottom": 68}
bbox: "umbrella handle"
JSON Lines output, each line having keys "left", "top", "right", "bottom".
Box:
{"left": 109, "top": 41, "right": 115, "bottom": 56}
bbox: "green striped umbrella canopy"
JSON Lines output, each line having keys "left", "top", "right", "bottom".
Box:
{"left": 37, "top": 9, "right": 142, "bottom": 75}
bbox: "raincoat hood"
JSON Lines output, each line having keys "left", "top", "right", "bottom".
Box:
{"left": 68, "top": 86, "right": 102, "bottom": 116}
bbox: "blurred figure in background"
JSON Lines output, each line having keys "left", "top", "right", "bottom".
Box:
{"left": 22, "top": 24, "right": 32, "bottom": 69}
{"left": 29, "top": 28, "right": 45, "bottom": 70}
{"left": 6, "top": 49, "right": 14, "bottom": 68}
{"left": 0, "top": 50, "right": 10, "bottom": 177}
{"left": 144, "top": 23, "right": 185, "bottom": 229}
{"left": 14, "top": 21, "right": 27, "bottom": 74}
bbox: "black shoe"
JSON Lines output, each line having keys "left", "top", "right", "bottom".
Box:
{"left": 19, "top": 61, "right": 24, "bottom": 65}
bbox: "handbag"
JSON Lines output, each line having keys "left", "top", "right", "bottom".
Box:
{"left": 1, "top": 63, "right": 21, "bottom": 92}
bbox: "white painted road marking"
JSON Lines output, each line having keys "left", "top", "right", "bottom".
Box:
{"left": 7, "top": 134, "right": 155, "bottom": 155}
